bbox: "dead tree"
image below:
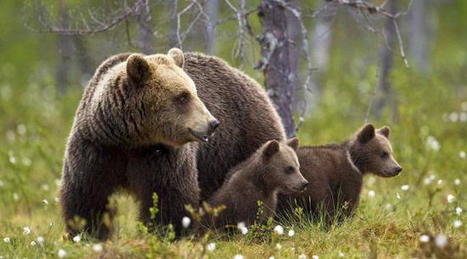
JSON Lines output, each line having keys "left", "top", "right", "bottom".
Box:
{"left": 136, "top": 0, "right": 154, "bottom": 54}
{"left": 205, "top": 0, "right": 219, "bottom": 54}
{"left": 55, "top": 0, "right": 72, "bottom": 95}
{"left": 168, "top": 0, "right": 179, "bottom": 48}
{"left": 257, "top": 0, "right": 296, "bottom": 137}
{"left": 408, "top": 0, "right": 431, "bottom": 74}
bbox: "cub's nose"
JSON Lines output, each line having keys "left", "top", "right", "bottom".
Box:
{"left": 300, "top": 180, "right": 309, "bottom": 192}
{"left": 208, "top": 119, "right": 220, "bottom": 134}
{"left": 395, "top": 166, "right": 403, "bottom": 173}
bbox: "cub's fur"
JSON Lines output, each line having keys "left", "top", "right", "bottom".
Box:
{"left": 277, "top": 124, "right": 402, "bottom": 221}
{"left": 203, "top": 139, "right": 308, "bottom": 231}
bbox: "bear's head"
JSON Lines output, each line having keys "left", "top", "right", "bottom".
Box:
{"left": 125, "top": 48, "right": 219, "bottom": 147}
{"left": 349, "top": 123, "right": 402, "bottom": 177}
{"left": 262, "top": 138, "right": 309, "bottom": 194}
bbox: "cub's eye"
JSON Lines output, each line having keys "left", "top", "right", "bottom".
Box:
{"left": 380, "top": 152, "right": 389, "bottom": 159}
{"left": 284, "top": 166, "right": 295, "bottom": 174}
{"left": 176, "top": 92, "right": 190, "bottom": 105}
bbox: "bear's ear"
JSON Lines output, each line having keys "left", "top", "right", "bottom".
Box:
{"left": 377, "top": 126, "right": 390, "bottom": 138}
{"left": 168, "top": 48, "right": 185, "bottom": 68}
{"left": 286, "top": 137, "right": 299, "bottom": 151}
{"left": 263, "top": 140, "right": 280, "bottom": 158}
{"left": 127, "top": 54, "right": 151, "bottom": 84}
{"left": 357, "top": 123, "right": 375, "bottom": 144}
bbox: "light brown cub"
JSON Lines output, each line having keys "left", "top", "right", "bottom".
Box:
{"left": 203, "top": 138, "right": 308, "bottom": 231}
{"left": 277, "top": 123, "right": 402, "bottom": 221}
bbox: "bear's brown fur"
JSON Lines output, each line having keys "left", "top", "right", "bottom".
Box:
{"left": 277, "top": 124, "right": 402, "bottom": 221}
{"left": 203, "top": 138, "right": 308, "bottom": 231}
{"left": 60, "top": 49, "right": 285, "bottom": 239}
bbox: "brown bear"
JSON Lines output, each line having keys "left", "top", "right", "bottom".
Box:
{"left": 277, "top": 123, "right": 402, "bottom": 221}
{"left": 202, "top": 138, "right": 308, "bottom": 231}
{"left": 60, "top": 49, "right": 285, "bottom": 239}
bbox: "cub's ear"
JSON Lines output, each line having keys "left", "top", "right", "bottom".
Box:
{"left": 263, "top": 140, "right": 280, "bottom": 158}
{"left": 127, "top": 54, "right": 150, "bottom": 83}
{"left": 377, "top": 126, "right": 390, "bottom": 138}
{"left": 357, "top": 123, "right": 375, "bottom": 143}
{"left": 168, "top": 48, "right": 185, "bottom": 68}
{"left": 286, "top": 137, "right": 299, "bottom": 151}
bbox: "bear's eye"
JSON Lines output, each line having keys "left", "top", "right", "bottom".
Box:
{"left": 176, "top": 92, "right": 190, "bottom": 105}
{"left": 380, "top": 152, "right": 389, "bottom": 159}
{"left": 284, "top": 166, "right": 295, "bottom": 174}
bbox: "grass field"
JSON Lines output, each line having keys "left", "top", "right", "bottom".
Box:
{"left": 0, "top": 56, "right": 465, "bottom": 258}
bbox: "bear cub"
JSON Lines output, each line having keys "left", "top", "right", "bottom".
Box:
{"left": 277, "top": 123, "right": 402, "bottom": 221}
{"left": 203, "top": 138, "right": 308, "bottom": 231}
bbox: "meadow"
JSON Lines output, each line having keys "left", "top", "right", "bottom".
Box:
{"left": 1, "top": 0, "right": 466, "bottom": 258}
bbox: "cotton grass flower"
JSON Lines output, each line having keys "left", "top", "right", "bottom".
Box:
{"left": 0, "top": 180, "right": 4, "bottom": 188}
{"left": 42, "top": 199, "right": 49, "bottom": 206}
{"left": 338, "top": 252, "right": 344, "bottom": 257}
{"left": 396, "top": 193, "right": 401, "bottom": 199}
{"left": 268, "top": 256, "right": 275, "bottom": 259}
{"left": 460, "top": 151, "right": 466, "bottom": 159}
{"left": 453, "top": 220, "right": 462, "bottom": 228}
{"left": 73, "top": 234, "right": 81, "bottom": 243}
{"left": 23, "top": 226, "right": 31, "bottom": 235}
{"left": 273, "top": 225, "right": 284, "bottom": 235}
{"left": 288, "top": 229, "right": 295, "bottom": 237}
{"left": 3, "top": 237, "right": 10, "bottom": 243}
{"left": 298, "top": 254, "right": 307, "bottom": 259}
{"left": 237, "top": 222, "right": 248, "bottom": 235}
{"left": 434, "top": 234, "right": 448, "bottom": 248}
{"left": 426, "top": 136, "right": 440, "bottom": 151}
{"left": 401, "top": 185, "right": 410, "bottom": 191}
{"left": 17, "top": 124, "right": 26, "bottom": 135}
{"left": 92, "top": 243, "right": 103, "bottom": 252}
{"left": 206, "top": 242, "right": 216, "bottom": 252}
{"left": 368, "top": 190, "right": 375, "bottom": 198}
{"left": 275, "top": 243, "right": 282, "bottom": 250}
{"left": 447, "top": 194, "right": 455, "bottom": 203}
{"left": 456, "top": 207, "right": 462, "bottom": 215}
{"left": 312, "top": 255, "right": 319, "bottom": 259}
{"left": 58, "top": 249, "right": 67, "bottom": 258}
{"left": 454, "top": 178, "right": 461, "bottom": 185}
{"left": 13, "top": 193, "right": 19, "bottom": 201}
{"left": 437, "top": 179, "right": 443, "bottom": 185}
{"left": 233, "top": 254, "right": 244, "bottom": 259}
{"left": 385, "top": 203, "right": 393, "bottom": 210}
{"left": 424, "top": 175, "right": 435, "bottom": 185}
{"left": 181, "top": 216, "right": 191, "bottom": 228}
{"left": 30, "top": 241, "right": 36, "bottom": 246}
{"left": 419, "top": 235, "right": 430, "bottom": 243}
{"left": 36, "top": 236, "right": 44, "bottom": 245}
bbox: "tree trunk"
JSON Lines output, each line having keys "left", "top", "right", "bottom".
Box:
{"left": 286, "top": 1, "right": 301, "bottom": 114}
{"left": 408, "top": 0, "right": 431, "bottom": 74}
{"left": 374, "top": 0, "right": 397, "bottom": 120}
{"left": 56, "top": 0, "right": 72, "bottom": 95}
{"left": 168, "top": 0, "right": 178, "bottom": 48}
{"left": 205, "top": 0, "right": 219, "bottom": 54}
{"left": 258, "top": 0, "right": 296, "bottom": 138}
{"left": 137, "top": 0, "right": 153, "bottom": 54}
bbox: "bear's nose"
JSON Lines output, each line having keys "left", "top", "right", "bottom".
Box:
{"left": 395, "top": 166, "right": 403, "bottom": 173}
{"left": 300, "top": 180, "right": 309, "bottom": 191}
{"left": 208, "top": 119, "right": 220, "bottom": 134}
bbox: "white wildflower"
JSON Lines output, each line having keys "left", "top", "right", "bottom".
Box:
{"left": 461, "top": 112, "right": 467, "bottom": 122}
{"left": 419, "top": 235, "right": 430, "bottom": 243}
{"left": 447, "top": 194, "right": 455, "bottom": 203}
{"left": 437, "top": 179, "right": 443, "bottom": 185}
{"left": 42, "top": 199, "right": 49, "bottom": 205}
{"left": 460, "top": 151, "right": 466, "bottom": 159}
{"left": 368, "top": 190, "right": 375, "bottom": 198}
{"left": 338, "top": 252, "right": 344, "bottom": 257}
{"left": 30, "top": 241, "right": 36, "bottom": 246}
{"left": 41, "top": 184, "right": 49, "bottom": 191}
{"left": 298, "top": 254, "right": 307, "bottom": 259}
{"left": 23, "top": 226, "right": 31, "bottom": 235}
{"left": 288, "top": 229, "right": 295, "bottom": 237}
{"left": 13, "top": 193, "right": 19, "bottom": 201}
{"left": 36, "top": 236, "right": 44, "bottom": 245}
{"left": 449, "top": 112, "right": 459, "bottom": 122}
{"left": 454, "top": 178, "right": 461, "bottom": 185}
{"left": 456, "top": 207, "right": 462, "bottom": 215}
{"left": 275, "top": 243, "right": 282, "bottom": 250}
{"left": 434, "top": 234, "right": 448, "bottom": 248}
{"left": 396, "top": 193, "right": 401, "bottom": 199}
{"left": 92, "top": 243, "right": 103, "bottom": 252}
{"left": 181, "top": 216, "right": 191, "bottom": 228}
{"left": 22, "top": 157, "right": 32, "bottom": 167}
{"left": 453, "top": 220, "right": 462, "bottom": 228}
{"left": 55, "top": 197, "right": 60, "bottom": 203}
{"left": 401, "top": 185, "right": 410, "bottom": 191}
{"left": 9, "top": 154, "right": 16, "bottom": 164}
{"left": 73, "top": 234, "right": 81, "bottom": 243}
{"left": 237, "top": 222, "right": 248, "bottom": 235}
{"left": 426, "top": 136, "right": 440, "bottom": 151}
{"left": 273, "top": 225, "right": 284, "bottom": 235}
{"left": 367, "top": 176, "right": 376, "bottom": 186}
{"left": 3, "top": 237, "right": 10, "bottom": 243}
{"left": 385, "top": 203, "right": 393, "bottom": 210}
{"left": 58, "top": 249, "right": 67, "bottom": 258}
{"left": 206, "top": 242, "right": 216, "bottom": 252}
{"left": 269, "top": 257, "right": 275, "bottom": 259}
{"left": 0, "top": 180, "right": 4, "bottom": 188}
{"left": 312, "top": 255, "right": 319, "bottom": 259}
{"left": 233, "top": 254, "right": 244, "bottom": 259}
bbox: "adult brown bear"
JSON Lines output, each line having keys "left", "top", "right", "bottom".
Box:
{"left": 59, "top": 49, "right": 285, "bottom": 239}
